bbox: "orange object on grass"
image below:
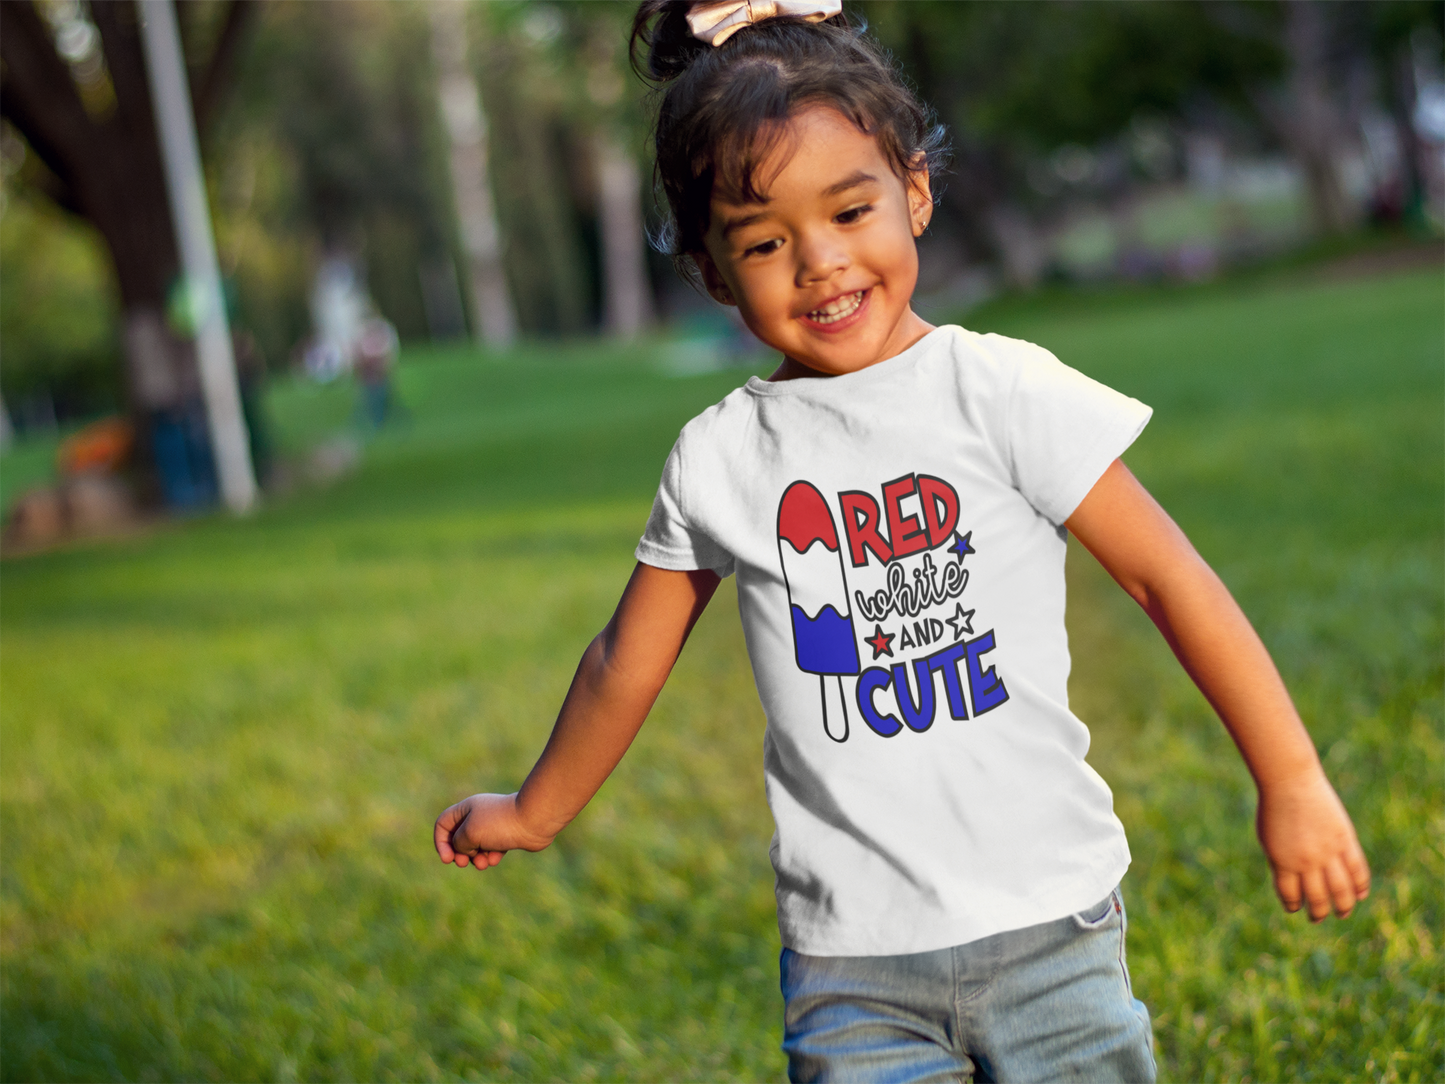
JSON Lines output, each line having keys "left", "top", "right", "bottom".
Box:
{"left": 58, "top": 416, "right": 135, "bottom": 476}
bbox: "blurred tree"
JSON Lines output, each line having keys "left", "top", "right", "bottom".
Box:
{"left": 230, "top": 1, "right": 454, "bottom": 343}
{"left": 1205, "top": 1, "right": 1442, "bottom": 237}
{"left": 573, "top": 2, "right": 654, "bottom": 338}
{"left": 476, "top": 3, "right": 591, "bottom": 336}
{"left": 434, "top": 1, "right": 657, "bottom": 339}
{"left": 857, "top": 0, "right": 1282, "bottom": 283}
{"left": 430, "top": 0, "right": 517, "bottom": 349}
{"left": 1207, "top": 0, "right": 1360, "bottom": 236}
{"left": 0, "top": 0, "right": 256, "bottom": 461}
{"left": 1366, "top": 1, "right": 1443, "bottom": 226}
{"left": 0, "top": 179, "right": 121, "bottom": 424}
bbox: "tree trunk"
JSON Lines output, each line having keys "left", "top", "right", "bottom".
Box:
{"left": 593, "top": 131, "right": 653, "bottom": 339}
{"left": 429, "top": 0, "right": 517, "bottom": 350}
{"left": 1389, "top": 41, "right": 1427, "bottom": 222}
{"left": 1280, "top": 0, "right": 1357, "bottom": 236}
{"left": 0, "top": 0, "right": 256, "bottom": 504}
{"left": 514, "top": 109, "right": 589, "bottom": 336}
{"left": 2, "top": 2, "right": 190, "bottom": 412}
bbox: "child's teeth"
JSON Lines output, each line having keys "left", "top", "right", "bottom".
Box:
{"left": 809, "top": 291, "right": 863, "bottom": 324}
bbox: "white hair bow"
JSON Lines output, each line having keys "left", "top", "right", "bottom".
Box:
{"left": 686, "top": 0, "right": 843, "bottom": 47}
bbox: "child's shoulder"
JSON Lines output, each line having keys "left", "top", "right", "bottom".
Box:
{"left": 671, "top": 381, "right": 757, "bottom": 456}
{"left": 672, "top": 329, "right": 1075, "bottom": 444}
{"left": 942, "top": 324, "right": 1065, "bottom": 372}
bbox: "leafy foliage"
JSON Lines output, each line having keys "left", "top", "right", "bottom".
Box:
{"left": 861, "top": 0, "right": 1282, "bottom": 152}
{"left": 0, "top": 185, "right": 120, "bottom": 416}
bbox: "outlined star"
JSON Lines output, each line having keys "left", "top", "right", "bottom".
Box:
{"left": 945, "top": 603, "right": 976, "bottom": 641}
{"left": 948, "top": 530, "right": 976, "bottom": 560}
{"left": 865, "top": 623, "right": 896, "bottom": 659}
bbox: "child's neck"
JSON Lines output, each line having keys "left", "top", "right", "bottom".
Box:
{"left": 767, "top": 314, "right": 937, "bottom": 382}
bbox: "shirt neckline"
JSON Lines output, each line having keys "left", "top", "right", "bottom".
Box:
{"left": 743, "top": 325, "right": 958, "bottom": 398}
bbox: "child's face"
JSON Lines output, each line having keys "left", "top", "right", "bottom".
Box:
{"left": 696, "top": 105, "right": 933, "bottom": 378}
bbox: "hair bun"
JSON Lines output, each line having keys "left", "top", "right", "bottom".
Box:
{"left": 631, "top": 1, "right": 709, "bottom": 83}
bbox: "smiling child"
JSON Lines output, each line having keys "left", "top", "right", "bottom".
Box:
{"left": 432, "top": 4, "right": 1370, "bottom": 1080}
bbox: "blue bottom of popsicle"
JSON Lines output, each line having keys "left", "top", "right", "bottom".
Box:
{"left": 791, "top": 604, "right": 861, "bottom": 675}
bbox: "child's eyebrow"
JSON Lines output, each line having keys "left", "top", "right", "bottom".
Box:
{"left": 721, "top": 210, "right": 772, "bottom": 239}
{"left": 821, "top": 170, "right": 880, "bottom": 197}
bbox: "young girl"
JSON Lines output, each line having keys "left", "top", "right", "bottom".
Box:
{"left": 434, "top": 3, "right": 1371, "bottom": 1079}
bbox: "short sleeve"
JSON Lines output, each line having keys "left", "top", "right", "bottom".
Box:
{"left": 635, "top": 437, "right": 737, "bottom": 578}
{"left": 1003, "top": 344, "right": 1152, "bottom": 525}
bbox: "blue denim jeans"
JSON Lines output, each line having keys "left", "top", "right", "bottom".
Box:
{"left": 780, "top": 888, "right": 1155, "bottom": 1083}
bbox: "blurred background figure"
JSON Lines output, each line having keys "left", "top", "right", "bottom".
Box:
{"left": 303, "top": 256, "right": 370, "bottom": 383}
{"left": 353, "top": 315, "right": 400, "bottom": 431}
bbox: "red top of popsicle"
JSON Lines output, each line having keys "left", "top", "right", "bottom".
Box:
{"left": 778, "top": 481, "right": 839, "bottom": 552}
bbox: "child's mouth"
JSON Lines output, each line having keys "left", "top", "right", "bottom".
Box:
{"left": 806, "top": 290, "right": 866, "bottom": 325}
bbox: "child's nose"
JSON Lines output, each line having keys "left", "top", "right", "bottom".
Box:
{"left": 794, "top": 233, "right": 849, "bottom": 285}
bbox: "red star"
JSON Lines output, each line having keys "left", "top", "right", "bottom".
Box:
{"left": 865, "top": 623, "right": 895, "bottom": 660}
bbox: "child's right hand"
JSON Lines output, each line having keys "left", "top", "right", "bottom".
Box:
{"left": 433, "top": 792, "right": 554, "bottom": 871}
{"left": 432, "top": 565, "right": 721, "bottom": 874}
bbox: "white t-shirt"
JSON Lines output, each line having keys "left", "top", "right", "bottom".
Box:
{"left": 636, "top": 325, "right": 1152, "bottom": 956}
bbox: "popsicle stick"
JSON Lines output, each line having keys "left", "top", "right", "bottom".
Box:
{"left": 821, "top": 674, "right": 850, "bottom": 743}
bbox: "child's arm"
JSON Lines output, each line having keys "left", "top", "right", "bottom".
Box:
{"left": 433, "top": 563, "right": 722, "bottom": 870}
{"left": 1065, "top": 459, "right": 1370, "bottom": 922}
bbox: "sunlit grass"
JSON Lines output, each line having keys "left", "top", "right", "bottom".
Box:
{"left": 2, "top": 267, "right": 1440, "bottom": 1082}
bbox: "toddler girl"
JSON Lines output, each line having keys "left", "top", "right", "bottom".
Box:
{"left": 434, "top": 3, "right": 1370, "bottom": 1079}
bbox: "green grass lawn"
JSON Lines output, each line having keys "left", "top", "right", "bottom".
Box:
{"left": 2, "top": 266, "right": 1440, "bottom": 1082}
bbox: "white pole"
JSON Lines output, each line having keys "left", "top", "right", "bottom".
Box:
{"left": 139, "top": 0, "right": 257, "bottom": 513}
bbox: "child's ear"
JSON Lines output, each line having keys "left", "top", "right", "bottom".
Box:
{"left": 695, "top": 253, "right": 737, "bottom": 307}
{"left": 907, "top": 169, "right": 933, "bottom": 239}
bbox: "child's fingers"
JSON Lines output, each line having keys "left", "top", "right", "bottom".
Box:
{"left": 434, "top": 805, "right": 464, "bottom": 862}
{"left": 1274, "top": 869, "right": 1303, "bottom": 913}
{"left": 1300, "top": 868, "right": 1332, "bottom": 922}
{"left": 1322, "top": 858, "right": 1358, "bottom": 917}
{"left": 1345, "top": 842, "right": 1371, "bottom": 899}
{"left": 436, "top": 799, "right": 489, "bottom": 866}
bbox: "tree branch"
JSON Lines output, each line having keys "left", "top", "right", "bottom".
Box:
{"left": 190, "top": 0, "right": 259, "bottom": 137}
{"left": 0, "top": 0, "right": 98, "bottom": 196}
{"left": 94, "top": 0, "right": 167, "bottom": 149}
{"left": 0, "top": 81, "right": 80, "bottom": 213}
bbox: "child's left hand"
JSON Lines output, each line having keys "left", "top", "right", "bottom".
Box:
{"left": 1256, "top": 767, "right": 1370, "bottom": 922}
{"left": 1068, "top": 460, "right": 1371, "bottom": 924}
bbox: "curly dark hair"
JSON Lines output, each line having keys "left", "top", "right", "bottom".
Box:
{"left": 631, "top": 1, "right": 949, "bottom": 278}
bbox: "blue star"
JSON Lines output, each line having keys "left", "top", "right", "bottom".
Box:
{"left": 948, "top": 531, "right": 975, "bottom": 560}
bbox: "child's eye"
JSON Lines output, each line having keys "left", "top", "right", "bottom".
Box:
{"left": 744, "top": 238, "right": 782, "bottom": 258}
{"left": 835, "top": 203, "right": 873, "bottom": 224}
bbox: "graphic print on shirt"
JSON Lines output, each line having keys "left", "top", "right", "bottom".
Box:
{"left": 776, "top": 475, "right": 1009, "bottom": 742}
{"left": 777, "top": 481, "right": 861, "bottom": 742}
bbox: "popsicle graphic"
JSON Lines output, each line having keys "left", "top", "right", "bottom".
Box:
{"left": 777, "top": 481, "right": 860, "bottom": 742}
